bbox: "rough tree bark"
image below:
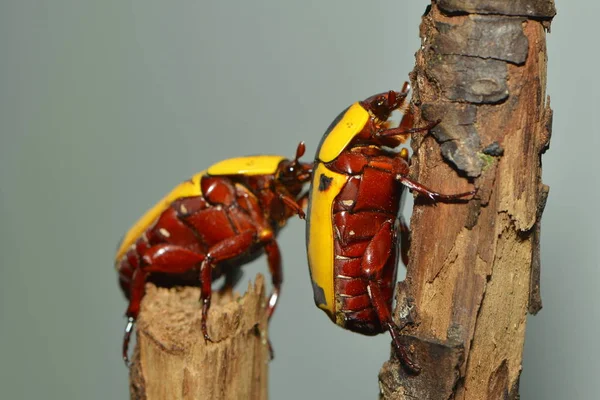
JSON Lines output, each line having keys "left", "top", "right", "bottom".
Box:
{"left": 129, "top": 274, "right": 269, "bottom": 400}
{"left": 379, "top": 1, "right": 555, "bottom": 399}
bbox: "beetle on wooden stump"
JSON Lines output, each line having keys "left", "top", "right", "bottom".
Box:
{"left": 115, "top": 143, "right": 312, "bottom": 365}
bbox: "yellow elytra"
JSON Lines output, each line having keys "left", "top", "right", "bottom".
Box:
{"left": 115, "top": 155, "right": 285, "bottom": 262}
{"left": 306, "top": 101, "right": 372, "bottom": 318}
{"left": 317, "top": 102, "right": 370, "bottom": 163}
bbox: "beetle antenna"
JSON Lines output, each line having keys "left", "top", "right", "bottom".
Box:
{"left": 294, "top": 141, "right": 306, "bottom": 163}
{"left": 400, "top": 81, "right": 410, "bottom": 95}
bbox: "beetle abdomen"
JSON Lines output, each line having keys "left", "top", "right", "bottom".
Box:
{"left": 332, "top": 211, "right": 399, "bottom": 335}
{"left": 330, "top": 163, "right": 402, "bottom": 335}
{"left": 116, "top": 180, "right": 267, "bottom": 298}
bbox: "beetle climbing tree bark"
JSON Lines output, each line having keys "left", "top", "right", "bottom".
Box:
{"left": 379, "top": 1, "right": 555, "bottom": 399}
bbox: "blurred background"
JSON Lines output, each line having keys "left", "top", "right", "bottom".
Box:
{"left": 0, "top": 1, "right": 597, "bottom": 399}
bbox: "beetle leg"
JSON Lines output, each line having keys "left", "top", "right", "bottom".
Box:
{"left": 367, "top": 283, "right": 421, "bottom": 374}
{"left": 122, "top": 244, "right": 206, "bottom": 365}
{"left": 361, "top": 220, "right": 394, "bottom": 279}
{"left": 296, "top": 190, "right": 310, "bottom": 214}
{"left": 278, "top": 192, "right": 306, "bottom": 219}
{"left": 397, "top": 177, "right": 475, "bottom": 202}
{"left": 263, "top": 238, "right": 282, "bottom": 360}
{"left": 360, "top": 220, "right": 420, "bottom": 374}
{"left": 377, "top": 119, "right": 441, "bottom": 138}
{"left": 263, "top": 239, "right": 282, "bottom": 321}
{"left": 199, "top": 229, "right": 256, "bottom": 342}
{"left": 122, "top": 264, "right": 154, "bottom": 364}
{"left": 122, "top": 317, "right": 135, "bottom": 367}
{"left": 200, "top": 259, "right": 213, "bottom": 342}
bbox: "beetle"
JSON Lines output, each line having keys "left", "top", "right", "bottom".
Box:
{"left": 115, "top": 142, "right": 312, "bottom": 365}
{"left": 305, "top": 83, "right": 474, "bottom": 374}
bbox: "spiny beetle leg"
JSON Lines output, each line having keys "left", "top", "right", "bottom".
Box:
{"left": 398, "top": 177, "right": 475, "bottom": 202}
{"left": 368, "top": 283, "right": 421, "bottom": 375}
{"left": 199, "top": 230, "right": 256, "bottom": 342}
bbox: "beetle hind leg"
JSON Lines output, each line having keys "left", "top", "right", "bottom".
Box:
{"left": 367, "top": 283, "right": 421, "bottom": 374}
{"left": 122, "top": 266, "right": 150, "bottom": 366}
{"left": 359, "top": 220, "right": 420, "bottom": 374}
{"left": 121, "top": 244, "right": 206, "bottom": 366}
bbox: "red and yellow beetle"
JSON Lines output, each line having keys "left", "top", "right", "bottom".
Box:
{"left": 115, "top": 143, "right": 312, "bottom": 365}
{"left": 305, "top": 83, "right": 473, "bottom": 373}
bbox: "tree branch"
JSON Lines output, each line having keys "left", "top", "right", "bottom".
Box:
{"left": 379, "top": 1, "right": 555, "bottom": 398}
{"left": 129, "top": 274, "right": 269, "bottom": 400}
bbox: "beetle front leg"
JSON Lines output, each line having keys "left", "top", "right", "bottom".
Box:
{"left": 296, "top": 190, "right": 310, "bottom": 215}
{"left": 199, "top": 229, "right": 256, "bottom": 342}
{"left": 278, "top": 192, "right": 306, "bottom": 219}
{"left": 377, "top": 119, "right": 441, "bottom": 139}
{"left": 398, "top": 176, "right": 475, "bottom": 202}
{"left": 367, "top": 283, "right": 421, "bottom": 374}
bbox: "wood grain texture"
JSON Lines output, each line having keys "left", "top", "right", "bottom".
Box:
{"left": 379, "top": 2, "right": 554, "bottom": 399}
{"left": 129, "top": 274, "right": 269, "bottom": 400}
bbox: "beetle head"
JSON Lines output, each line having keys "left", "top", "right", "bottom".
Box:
{"left": 361, "top": 85, "right": 409, "bottom": 125}
{"left": 276, "top": 142, "right": 313, "bottom": 192}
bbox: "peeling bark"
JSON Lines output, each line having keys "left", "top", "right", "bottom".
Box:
{"left": 129, "top": 275, "right": 269, "bottom": 400}
{"left": 379, "top": 2, "right": 554, "bottom": 399}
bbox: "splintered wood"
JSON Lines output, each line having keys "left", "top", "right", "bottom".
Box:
{"left": 129, "top": 274, "right": 269, "bottom": 400}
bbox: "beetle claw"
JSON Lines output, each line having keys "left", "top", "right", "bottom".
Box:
{"left": 201, "top": 320, "right": 214, "bottom": 343}
{"left": 123, "top": 317, "right": 135, "bottom": 367}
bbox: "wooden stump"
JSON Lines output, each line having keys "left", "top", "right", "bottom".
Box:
{"left": 129, "top": 274, "right": 269, "bottom": 400}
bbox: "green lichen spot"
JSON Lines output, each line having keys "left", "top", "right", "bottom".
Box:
{"left": 477, "top": 152, "right": 496, "bottom": 171}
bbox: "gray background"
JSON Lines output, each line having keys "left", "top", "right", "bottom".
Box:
{"left": 0, "top": 1, "right": 597, "bottom": 399}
